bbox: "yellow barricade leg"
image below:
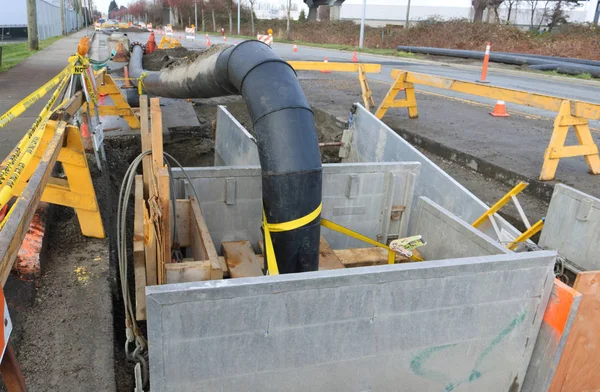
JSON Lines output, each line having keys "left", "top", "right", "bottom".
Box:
{"left": 89, "top": 73, "right": 140, "bottom": 130}
{"left": 11, "top": 122, "right": 104, "bottom": 238}
{"left": 375, "top": 71, "right": 419, "bottom": 120}
{"left": 58, "top": 125, "right": 104, "bottom": 238}
{"left": 540, "top": 100, "right": 600, "bottom": 181}
{"left": 357, "top": 66, "right": 375, "bottom": 111}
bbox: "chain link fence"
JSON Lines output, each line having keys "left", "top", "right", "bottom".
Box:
{"left": 36, "top": 0, "right": 83, "bottom": 40}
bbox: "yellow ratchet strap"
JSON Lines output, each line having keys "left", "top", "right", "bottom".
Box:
{"left": 263, "top": 203, "right": 323, "bottom": 275}
{"left": 138, "top": 72, "right": 148, "bottom": 95}
{"left": 321, "top": 219, "right": 396, "bottom": 265}
{"left": 264, "top": 203, "right": 399, "bottom": 275}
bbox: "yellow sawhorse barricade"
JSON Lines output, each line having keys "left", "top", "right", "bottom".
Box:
{"left": 88, "top": 69, "right": 140, "bottom": 129}
{"left": 288, "top": 61, "right": 381, "bottom": 111}
{"left": 375, "top": 69, "right": 600, "bottom": 181}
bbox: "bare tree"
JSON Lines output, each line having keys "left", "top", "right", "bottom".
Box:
{"left": 490, "top": 0, "right": 504, "bottom": 22}
{"left": 247, "top": 0, "right": 256, "bottom": 34}
{"left": 505, "top": 0, "right": 519, "bottom": 23}
{"left": 535, "top": 0, "right": 553, "bottom": 30}
{"left": 286, "top": 0, "right": 291, "bottom": 40}
{"left": 472, "top": 0, "right": 488, "bottom": 22}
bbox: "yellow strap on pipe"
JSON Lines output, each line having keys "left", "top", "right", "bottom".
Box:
{"left": 263, "top": 203, "right": 401, "bottom": 275}
{"left": 263, "top": 203, "right": 323, "bottom": 275}
{"left": 0, "top": 60, "right": 75, "bottom": 130}
{"left": 321, "top": 218, "right": 396, "bottom": 265}
{"left": 138, "top": 72, "right": 148, "bottom": 95}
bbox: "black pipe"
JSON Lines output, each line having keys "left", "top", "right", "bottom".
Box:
{"left": 130, "top": 41, "right": 322, "bottom": 274}
{"left": 397, "top": 46, "right": 600, "bottom": 77}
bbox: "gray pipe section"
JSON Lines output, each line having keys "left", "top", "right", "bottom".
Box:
{"left": 130, "top": 42, "right": 323, "bottom": 274}
{"left": 396, "top": 46, "right": 600, "bottom": 78}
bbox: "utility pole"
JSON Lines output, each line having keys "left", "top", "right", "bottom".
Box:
{"left": 26, "top": 0, "right": 39, "bottom": 50}
{"left": 594, "top": 0, "right": 600, "bottom": 25}
{"left": 237, "top": 0, "right": 240, "bottom": 35}
{"left": 194, "top": 0, "right": 198, "bottom": 32}
{"left": 60, "top": 0, "right": 66, "bottom": 35}
{"left": 405, "top": 0, "right": 411, "bottom": 28}
{"left": 358, "top": 0, "right": 366, "bottom": 49}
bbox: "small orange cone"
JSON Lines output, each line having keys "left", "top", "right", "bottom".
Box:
{"left": 112, "top": 40, "right": 130, "bottom": 62}
{"left": 320, "top": 57, "right": 331, "bottom": 74}
{"left": 123, "top": 66, "right": 134, "bottom": 88}
{"left": 352, "top": 51, "right": 358, "bottom": 62}
{"left": 206, "top": 36, "right": 211, "bottom": 46}
{"left": 490, "top": 100, "right": 510, "bottom": 117}
{"left": 223, "top": 36, "right": 227, "bottom": 41}
{"left": 293, "top": 43, "right": 298, "bottom": 52}
{"left": 146, "top": 32, "right": 157, "bottom": 54}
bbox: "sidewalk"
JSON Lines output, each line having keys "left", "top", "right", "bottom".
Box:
{"left": 0, "top": 30, "right": 88, "bottom": 159}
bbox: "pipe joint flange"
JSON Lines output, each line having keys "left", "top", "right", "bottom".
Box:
{"left": 130, "top": 42, "right": 146, "bottom": 54}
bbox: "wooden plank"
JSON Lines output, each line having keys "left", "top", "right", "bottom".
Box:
{"left": 549, "top": 271, "right": 600, "bottom": 392}
{"left": 174, "top": 200, "right": 190, "bottom": 247}
{"left": 143, "top": 201, "right": 158, "bottom": 286}
{"left": 334, "top": 247, "right": 418, "bottom": 268}
{"left": 318, "top": 236, "right": 344, "bottom": 270}
{"left": 0, "top": 341, "right": 26, "bottom": 391}
{"left": 158, "top": 167, "right": 171, "bottom": 272}
{"left": 218, "top": 256, "right": 230, "bottom": 278}
{"left": 133, "top": 175, "right": 147, "bottom": 320}
{"left": 0, "top": 120, "right": 67, "bottom": 286}
{"left": 222, "top": 241, "right": 263, "bottom": 279}
{"left": 165, "top": 261, "right": 211, "bottom": 284}
{"left": 190, "top": 197, "right": 222, "bottom": 279}
{"left": 139, "top": 95, "right": 151, "bottom": 198}
{"left": 149, "top": 97, "right": 163, "bottom": 172}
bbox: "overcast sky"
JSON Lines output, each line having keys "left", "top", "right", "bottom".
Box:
{"left": 94, "top": 0, "right": 308, "bottom": 18}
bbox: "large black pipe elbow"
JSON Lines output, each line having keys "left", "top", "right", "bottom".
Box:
{"left": 129, "top": 41, "right": 322, "bottom": 273}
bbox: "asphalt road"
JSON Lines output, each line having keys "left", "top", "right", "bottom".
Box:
{"left": 126, "top": 30, "right": 600, "bottom": 125}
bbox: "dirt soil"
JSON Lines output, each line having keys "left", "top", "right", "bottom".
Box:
{"left": 6, "top": 160, "right": 116, "bottom": 391}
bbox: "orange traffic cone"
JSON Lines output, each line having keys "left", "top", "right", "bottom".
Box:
{"left": 490, "top": 100, "right": 510, "bottom": 117}
{"left": 123, "top": 66, "right": 134, "bottom": 89}
{"left": 352, "top": 51, "right": 358, "bottom": 62}
{"left": 206, "top": 36, "right": 211, "bottom": 46}
{"left": 146, "top": 32, "right": 157, "bottom": 54}
{"left": 293, "top": 43, "right": 298, "bottom": 52}
{"left": 112, "top": 40, "right": 129, "bottom": 62}
{"left": 223, "top": 36, "right": 227, "bottom": 41}
{"left": 320, "top": 57, "right": 331, "bottom": 74}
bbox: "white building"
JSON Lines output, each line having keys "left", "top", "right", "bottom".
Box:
{"left": 339, "top": 0, "right": 600, "bottom": 27}
{"left": 253, "top": 0, "right": 307, "bottom": 20}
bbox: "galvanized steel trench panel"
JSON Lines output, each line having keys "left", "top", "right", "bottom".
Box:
{"left": 539, "top": 183, "right": 600, "bottom": 271}
{"left": 147, "top": 251, "right": 556, "bottom": 392}
{"left": 345, "top": 104, "right": 524, "bottom": 244}
{"left": 414, "top": 197, "right": 510, "bottom": 260}
{"left": 172, "top": 162, "right": 420, "bottom": 251}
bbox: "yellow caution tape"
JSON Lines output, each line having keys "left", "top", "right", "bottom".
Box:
{"left": 0, "top": 74, "right": 70, "bottom": 187}
{"left": 0, "top": 59, "right": 75, "bottom": 130}
{"left": 263, "top": 203, "right": 323, "bottom": 275}
{"left": 138, "top": 72, "right": 148, "bottom": 95}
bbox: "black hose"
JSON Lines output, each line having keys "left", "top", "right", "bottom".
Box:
{"left": 397, "top": 46, "right": 600, "bottom": 78}
{"left": 129, "top": 41, "right": 322, "bottom": 274}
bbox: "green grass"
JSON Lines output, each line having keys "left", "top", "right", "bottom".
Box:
{"left": 536, "top": 69, "right": 596, "bottom": 81}
{"left": 0, "top": 36, "right": 62, "bottom": 72}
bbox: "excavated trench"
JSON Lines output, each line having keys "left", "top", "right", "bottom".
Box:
{"left": 101, "top": 98, "right": 345, "bottom": 390}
